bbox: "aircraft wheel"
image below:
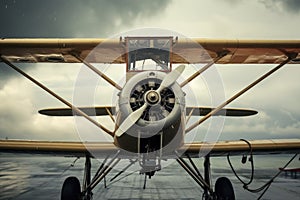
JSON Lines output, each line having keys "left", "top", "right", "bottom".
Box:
{"left": 61, "top": 176, "right": 81, "bottom": 200}
{"left": 214, "top": 177, "right": 235, "bottom": 200}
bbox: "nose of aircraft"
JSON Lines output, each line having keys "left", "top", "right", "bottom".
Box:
{"left": 115, "top": 65, "right": 185, "bottom": 137}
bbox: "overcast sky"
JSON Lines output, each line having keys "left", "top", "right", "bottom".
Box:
{"left": 0, "top": 0, "right": 299, "bottom": 142}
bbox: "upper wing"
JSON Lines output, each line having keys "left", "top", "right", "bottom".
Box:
{"left": 1, "top": 139, "right": 299, "bottom": 158}
{"left": 0, "top": 38, "right": 299, "bottom": 64}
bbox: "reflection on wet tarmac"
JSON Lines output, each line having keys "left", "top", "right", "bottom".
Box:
{"left": 0, "top": 154, "right": 299, "bottom": 200}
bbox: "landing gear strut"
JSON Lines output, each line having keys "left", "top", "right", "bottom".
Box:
{"left": 61, "top": 151, "right": 120, "bottom": 200}
{"left": 176, "top": 153, "right": 235, "bottom": 200}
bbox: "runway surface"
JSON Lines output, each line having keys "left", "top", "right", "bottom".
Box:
{"left": 0, "top": 153, "right": 299, "bottom": 200}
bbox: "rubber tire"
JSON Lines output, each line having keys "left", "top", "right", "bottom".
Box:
{"left": 215, "top": 177, "right": 235, "bottom": 200}
{"left": 61, "top": 176, "right": 81, "bottom": 200}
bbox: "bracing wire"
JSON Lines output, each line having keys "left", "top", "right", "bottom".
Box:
{"left": 227, "top": 139, "right": 298, "bottom": 199}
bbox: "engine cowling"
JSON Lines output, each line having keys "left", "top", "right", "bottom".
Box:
{"left": 114, "top": 71, "right": 185, "bottom": 153}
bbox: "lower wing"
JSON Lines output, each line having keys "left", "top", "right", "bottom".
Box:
{"left": 0, "top": 139, "right": 299, "bottom": 158}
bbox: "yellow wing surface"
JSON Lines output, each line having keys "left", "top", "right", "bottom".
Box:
{"left": 0, "top": 139, "right": 299, "bottom": 158}
{"left": 0, "top": 38, "right": 300, "bottom": 64}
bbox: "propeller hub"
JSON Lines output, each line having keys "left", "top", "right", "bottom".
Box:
{"left": 145, "top": 90, "right": 160, "bottom": 105}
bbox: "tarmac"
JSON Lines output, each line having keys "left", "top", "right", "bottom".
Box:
{"left": 0, "top": 153, "right": 299, "bottom": 200}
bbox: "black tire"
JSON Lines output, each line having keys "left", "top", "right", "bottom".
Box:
{"left": 215, "top": 177, "right": 235, "bottom": 200}
{"left": 61, "top": 176, "right": 81, "bottom": 200}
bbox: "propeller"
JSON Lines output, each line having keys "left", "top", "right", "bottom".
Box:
{"left": 156, "top": 65, "right": 185, "bottom": 94}
{"left": 115, "top": 65, "right": 185, "bottom": 137}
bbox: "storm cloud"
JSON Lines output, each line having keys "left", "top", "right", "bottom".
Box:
{"left": 225, "top": 0, "right": 300, "bottom": 13}
{"left": 0, "top": 0, "right": 171, "bottom": 38}
{"left": 259, "top": 0, "right": 300, "bottom": 13}
{"left": 0, "top": 0, "right": 171, "bottom": 85}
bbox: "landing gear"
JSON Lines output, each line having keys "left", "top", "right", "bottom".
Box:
{"left": 176, "top": 153, "right": 235, "bottom": 200}
{"left": 61, "top": 152, "right": 236, "bottom": 200}
{"left": 61, "top": 177, "right": 81, "bottom": 200}
{"left": 61, "top": 151, "right": 120, "bottom": 200}
{"left": 215, "top": 177, "right": 235, "bottom": 200}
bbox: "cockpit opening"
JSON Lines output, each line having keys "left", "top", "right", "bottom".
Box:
{"left": 125, "top": 37, "right": 173, "bottom": 75}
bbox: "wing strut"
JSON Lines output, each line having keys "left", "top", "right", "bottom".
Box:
{"left": 186, "top": 53, "right": 297, "bottom": 133}
{"left": 0, "top": 56, "right": 114, "bottom": 137}
{"left": 180, "top": 51, "right": 228, "bottom": 87}
{"left": 72, "top": 53, "right": 122, "bottom": 90}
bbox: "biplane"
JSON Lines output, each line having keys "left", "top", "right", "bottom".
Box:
{"left": 0, "top": 36, "right": 300, "bottom": 200}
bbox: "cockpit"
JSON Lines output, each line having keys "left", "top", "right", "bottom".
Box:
{"left": 125, "top": 37, "right": 173, "bottom": 80}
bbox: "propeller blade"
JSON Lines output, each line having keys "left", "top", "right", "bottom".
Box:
{"left": 156, "top": 65, "right": 185, "bottom": 93}
{"left": 115, "top": 104, "right": 147, "bottom": 137}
